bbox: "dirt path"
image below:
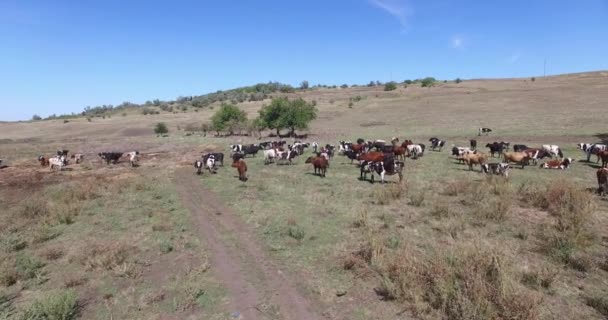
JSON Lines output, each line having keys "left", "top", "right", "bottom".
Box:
{"left": 173, "top": 168, "right": 320, "bottom": 320}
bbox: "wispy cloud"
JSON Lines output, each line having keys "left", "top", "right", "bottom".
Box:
{"left": 450, "top": 35, "right": 465, "bottom": 49}
{"left": 369, "top": 0, "right": 413, "bottom": 31}
{"left": 507, "top": 51, "right": 522, "bottom": 63}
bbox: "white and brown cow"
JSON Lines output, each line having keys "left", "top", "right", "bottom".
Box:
{"left": 540, "top": 158, "right": 573, "bottom": 170}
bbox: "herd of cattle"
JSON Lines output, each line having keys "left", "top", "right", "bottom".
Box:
{"left": 20, "top": 132, "right": 608, "bottom": 196}
{"left": 189, "top": 136, "right": 608, "bottom": 193}
{"left": 36, "top": 150, "right": 140, "bottom": 170}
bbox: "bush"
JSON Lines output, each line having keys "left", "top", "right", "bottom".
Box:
{"left": 288, "top": 226, "right": 306, "bottom": 242}
{"left": 340, "top": 84, "right": 348, "bottom": 88}
{"left": 531, "top": 77, "right": 536, "bottom": 82}
{"left": 20, "top": 290, "right": 78, "bottom": 320}
{"left": 384, "top": 82, "right": 397, "bottom": 91}
{"left": 300, "top": 80, "right": 309, "bottom": 90}
{"left": 211, "top": 103, "right": 247, "bottom": 135}
{"left": 455, "top": 78, "right": 462, "bottom": 84}
{"left": 408, "top": 190, "right": 426, "bottom": 207}
{"left": 154, "top": 122, "right": 169, "bottom": 135}
{"left": 585, "top": 294, "right": 608, "bottom": 317}
{"left": 32, "top": 115, "right": 42, "bottom": 121}
{"left": 421, "top": 77, "right": 436, "bottom": 87}
{"left": 403, "top": 80, "right": 413, "bottom": 85}
{"left": 373, "top": 184, "right": 406, "bottom": 205}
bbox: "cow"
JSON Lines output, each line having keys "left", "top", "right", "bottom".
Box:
{"left": 481, "top": 163, "right": 510, "bottom": 178}
{"left": 351, "top": 143, "right": 368, "bottom": 154}
{"left": 203, "top": 153, "right": 225, "bottom": 167}
{"left": 57, "top": 150, "right": 69, "bottom": 157}
{"left": 127, "top": 151, "right": 139, "bottom": 167}
{"left": 597, "top": 168, "right": 608, "bottom": 196}
{"left": 452, "top": 146, "right": 474, "bottom": 157}
{"left": 429, "top": 138, "right": 446, "bottom": 151}
{"left": 276, "top": 150, "right": 297, "bottom": 165}
{"left": 242, "top": 144, "right": 260, "bottom": 157}
{"left": 205, "top": 154, "right": 217, "bottom": 173}
{"left": 585, "top": 144, "right": 608, "bottom": 163}
{"left": 463, "top": 152, "right": 487, "bottom": 171}
{"left": 478, "top": 127, "right": 492, "bottom": 136}
{"left": 232, "top": 152, "right": 245, "bottom": 163}
{"left": 393, "top": 146, "right": 407, "bottom": 161}
{"left": 542, "top": 145, "right": 563, "bottom": 159}
{"left": 406, "top": 144, "right": 424, "bottom": 159}
{"left": 370, "top": 140, "right": 386, "bottom": 151}
{"left": 485, "top": 142, "right": 504, "bottom": 158}
{"left": 540, "top": 158, "right": 573, "bottom": 170}
{"left": 312, "top": 142, "right": 319, "bottom": 154}
{"left": 360, "top": 155, "right": 404, "bottom": 184}
{"left": 49, "top": 156, "right": 66, "bottom": 171}
{"left": 344, "top": 150, "right": 359, "bottom": 164}
{"left": 513, "top": 144, "right": 530, "bottom": 152}
{"left": 357, "top": 151, "right": 384, "bottom": 164}
{"left": 324, "top": 145, "right": 336, "bottom": 159}
{"left": 259, "top": 141, "right": 272, "bottom": 150}
{"left": 305, "top": 156, "right": 328, "bottom": 178}
{"left": 232, "top": 159, "right": 248, "bottom": 181}
{"left": 263, "top": 149, "right": 277, "bottom": 165}
{"left": 38, "top": 156, "right": 50, "bottom": 167}
{"left": 194, "top": 160, "right": 204, "bottom": 175}
{"left": 71, "top": 153, "right": 84, "bottom": 164}
{"left": 522, "top": 148, "right": 551, "bottom": 165}
{"left": 598, "top": 150, "right": 608, "bottom": 168}
{"left": 503, "top": 152, "right": 530, "bottom": 169}
{"left": 99, "top": 152, "right": 123, "bottom": 165}
{"left": 230, "top": 144, "right": 243, "bottom": 154}
{"left": 381, "top": 145, "right": 395, "bottom": 153}
{"left": 338, "top": 141, "right": 352, "bottom": 154}
{"left": 470, "top": 139, "right": 477, "bottom": 150}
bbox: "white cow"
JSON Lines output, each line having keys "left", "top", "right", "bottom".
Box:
{"left": 127, "top": 151, "right": 140, "bottom": 167}
{"left": 49, "top": 156, "right": 66, "bottom": 171}
{"left": 542, "top": 145, "right": 563, "bottom": 158}
{"left": 205, "top": 155, "right": 216, "bottom": 173}
{"left": 263, "top": 149, "right": 276, "bottom": 165}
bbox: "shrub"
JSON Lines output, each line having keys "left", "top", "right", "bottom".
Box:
{"left": 521, "top": 266, "right": 558, "bottom": 290}
{"left": 15, "top": 254, "right": 45, "bottom": 281}
{"left": 1, "top": 234, "right": 27, "bottom": 252}
{"left": 585, "top": 294, "right": 608, "bottom": 317}
{"left": 122, "top": 112, "right": 127, "bottom": 117}
{"left": 300, "top": 80, "right": 309, "bottom": 90}
{"left": 373, "top": 184, "right": 406, "bottom": 205}
{"left": 19, "top": 199, "right": 50, "bottom": 219}
{"left": 288, "top": 225, "right": 306, "bottom": 242}
{"left": 348, "top": 102, "right": 353, "bottom": 108}
{"left": 403, "top": 80, "right": 413, "bottom": 85}
{"left": 81, "top": 242, "right": 132, "bottom": 271}
{"left": 408, "top": 189, "right": 426, "bottom": 207}
{"left": 340, "top": 84, "right": 348, "bottom": 88}
{"left": 159, "top": 240, "right": 174, "bottom": 254}
{"left": 154, "top": 122, "right": 169, "bottom": 135}
{"left": 455, "top": 78, "right": 462, "bottom": 84}
{"left": 421, "top": 77, "right": 436, "bottom": 87}
{"left": 384, "top": 82, "right": 397, "bottom": 91}
{"left": 19, "top": 290, "right": 78, "bottom": 320}
{"left": 32, "top": 115, "right": 42, "bottom": 121}
{"left": 531, "top": 77, "right": 536, "bottom": 82}
{"left": 86, "top": 117, "right": 92, "bottom": 122}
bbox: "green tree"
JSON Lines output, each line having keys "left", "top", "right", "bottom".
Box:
{"left": 258, "top": 97, "right": 317, "bottom": 136}
{"left": 384, "top": 82, "right": 397, "bottom": 91}
{"left": 455, "top": 78, "right": 462, "bottom": 84}
{"left": 210, "top": 103, "right": 247, "bottom": 135}
{"left": 421, "top": 77, "right": 436, "bottom": 87}
{"left": 300, "top": 80, "right": 309, "bottom": 90}
{"left": 340, "top": 84, "right": 349, "bottom": 88}
{"left": 32, "top": 114, "right": 42, "bottom": 121}
{"left": 154, "top": 122, "right": 169, "bottom": 135}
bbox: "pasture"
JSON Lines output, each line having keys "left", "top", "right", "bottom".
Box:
{"left": 1, "top": 71, "right": 608, "bottom": 319}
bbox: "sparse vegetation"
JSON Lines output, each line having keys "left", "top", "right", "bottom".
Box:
{"left": 384, "top": 82, "right": 397, "bottom": 91}
{"left": 19, "top": 290, "right": 78, "bottom": 320}
{"left": 154, "top": 122, "right": 169, "bottom": 135}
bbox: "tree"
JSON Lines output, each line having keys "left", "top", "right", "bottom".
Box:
{"left": 300, "top": 80, "right": 309, "bottom": 90}
{"left": 32, "top": 114, "right": 42, "bottom": 121}
{"left": 340, "top": 84, "right": 348, "bottom": 88}
{"left": 258, "top": 97, "right": 317, "bottom": 136}
{"left": 210, "top": 103, "right": 247, "bottom": 135}
{"left": 421, "top": 77, "right": 436, "bottom": 87}
{"left": 404, "top": 80, "right": 413, "bottom": 85}
{"left": 455, "top": 78, "right": 462, "bottom": 84}
{"left": 154, "top": 122, "right": 169, "bottom": 135}
{"left": 384, "top": 82, "right": 397, "bottom": 91}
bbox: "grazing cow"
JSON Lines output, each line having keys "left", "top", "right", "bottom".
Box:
{"left": 203, "top": 153, "right": 225, "bottom": 167}
{"left": 368, "top": 140, "right": 386, "bottom": 151}
{"left": 194, "top": 160, "right": 203, "bottom": 175}
{"left": 305, "top": 156, "right": 328, "bottom": 177}
{"left": 513, "top": 144, "right": 530, "bottom": 152}
{"left": 276, "top": 150, "right": 297, "bottom": 165}
{"left": 429, "top": 138, "right": 446, "bottom": 151}
{"left": 71, "top": 153, "right": 84, "bottom": 164}
{"left": 481, "top": 163, "right": 510, "bottom": 178}
{"left": 127, "top": 151, "right": 139, "bottom": 167}
{"left": 242, "top": 144, "right": 260, "bottom": 157}
{"left": 232, "top": 152, "right": 245, "bottom": 163}
{"left": 351, "top": 143, "right": 367, "bottom": 154}
{"left": 485, "top": 142, "right": 504, "bottom": 157}
{"left": 360, "top": 155, "right": 404, "bottom": 184}
{"left": 312, "top": 142, "right": 319, "bottom": 154}
{"left": 463, "top": 152, "right": 487, "bottom": 171}
{"left": 542, "top": 145, "right": 563, "bottom": 159}
{"left": 452, "top": 146, "right": 474, "bottom": 157}
{"left": 230, "top": 144, "right": 243, "bottom": 154}
{"left": 406, "top": 144, "right": 424, "bottom": 158}
{"left": 99, "top": 152, "right": 123, "bottom": 165}
{"left": 597, "top": 168, "right": 608, "bottom": 196}
{"left": 259, "top": 141, "right": 272, "bottom": 150}
{"left": 503, "top": 152, "right": 530, "bottom": 169}
{"left": 38, "top": 155, "right": 50, "bottom": 167}
{"left": 324, "top": 145, "right": 336, "bottom": 158}
{"left": 205, "top": 154, "right": 217, "bottom": 173}
{"left": 57, "top": 150, "right": 69, "bottom": 157}
{"left": 357, "top": 151, "right": 384, "bottom": 164}
{"left": 232, "top": 159, "right": 248, "bottom": 181}
{"left": 49, "top": 156, "right": 66, "bottom": 171}
{"left": 470, "top": 139, "right": 477, "bottom": 150}
{"left": 263, "top": 149, "right": 277, "bottom": 164}
{"left": 338, "top": 141, "right": 352, "bottom": 154}
{"left": 522, "top": 149, "right": 551, "bottom": 165}
{"left": 381, "top": 145, "right": 394, "bottom": 153}
{"left": 540, "top": 158, "right": 573, "bottom": 170}
{"left": 585, "top": 144, "right": 608, "bottom": 162}
{"left": 478, "top": 127, "right": 492, "bottom": 136}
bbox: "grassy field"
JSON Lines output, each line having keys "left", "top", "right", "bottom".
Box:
{"left": 1, "top": 71, "right": 608, "bottom": 319}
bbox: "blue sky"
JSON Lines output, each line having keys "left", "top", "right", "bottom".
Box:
{"left": 1, "top": 0, "right": 607, "bottom": 121}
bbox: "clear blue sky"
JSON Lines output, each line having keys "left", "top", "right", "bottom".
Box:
{"left": 1, "top": 0, "right": 607, "bottom": 121}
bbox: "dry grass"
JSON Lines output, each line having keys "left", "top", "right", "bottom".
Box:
{"left": 373, "top": 183, "right": 407, "bottom": 205}
{"left": 81, "top": 241, "right": 134, "bottom": 271}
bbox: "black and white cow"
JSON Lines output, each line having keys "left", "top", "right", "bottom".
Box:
{"left": 513, "top": 144, "right": 530, "bottom": 152}
{"left": 429, "top": 137, "right": 446, "bottom": 151}
{"left": 126, "top": 151, "right": 140, "bottom": 167}
{"left": 194, "top": 160, "right": 204, "bottom": 175}
{"left": 542, "top": 144, "right": 564, "bottom": 159}
{"left": 242, "top": 144, "right": 260, "bottom": 157}
{"left": 360, "top": 155, "right": 404, "bottom": 184}
{"left": 203, "top": 153, "right": 225, "bottom": 167}
{"left": 312, "top": 142, "right": 319, "bottom": 154}
{"left": 49, "top": 155, "right": 66, "bottom": 171}
{"left": 205, "top": 154, "right": 217, "bottom": 173}
{"left": 478, "top": 127, "right": 492, "bottom": 136}
{"left": 481, "top": 163, "right": 510, "bottom": 178}
{"left": 230, "top": 144, "right": 243, "bottom": 154}
{"left": 581, "top": 143, "right": 607, "bottom": 162}
{"left": 276, "top": 150, "right": 298, "bottom": 165}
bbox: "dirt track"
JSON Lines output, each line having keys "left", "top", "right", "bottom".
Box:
{"left": 173, "top": 168, "right": 319, "bottom": 320}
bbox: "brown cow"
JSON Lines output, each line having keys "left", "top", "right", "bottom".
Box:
{"left": 393, "top": 146, "right": 407, "bottom": 161}
{"left": 38, "top": 156, "right": 49, "bottom": 167}
{"left": 540, "top": 158, "right": 573, "bottom": 170}
{"left": 357, "top": 152, "right": 384, "bottom": 163}
{"left": 599, "top": 150, "right": 608, "bottom": 168}
{"left": 463, "top": 152, "right": 487, "bottom": 171}
{"left": 597, "top": 168, "right": 608, "bottom": 196}
{"left": 305, "top": 156, "right": 328, "bottom": 178}
{"left": 351, "top": 143, "right": 367, "bottom": 154}
{"left": 231, "top": 159, "right": 248, "bottom": 181}
{"left": 503, "top": 152, "right": 530, "bottom": 169}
